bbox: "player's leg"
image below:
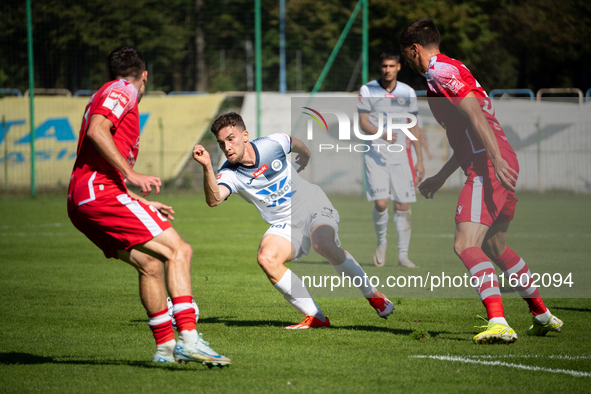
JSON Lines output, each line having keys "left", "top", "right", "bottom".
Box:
{"left": 394, "top": 201, "right": 415, "bottom": 268}
{"left": 137, "top": 228, "right": 230, "bottom": 365}
{"left": 118, "top": 248, "right": 175, "bottom": 363}
{"left": 373, "top": 199, "right": 390, "bottom": 267}
{"left": 258, "top": 234, "right": 328, "bottom": 329}
{"left": 365, "top": 153, "right": 391, "bottom": 267}
{"left": 482, "top": 222, "right": 563, "bottom": 336}
{"left": 390, "top": 162, "right": 417, "bottom": 268}
{"left": 310, "top": 223, "right": 394, "bottom": 319}
{"left": 454, "top": 221, "right": 517, "bottom": 344}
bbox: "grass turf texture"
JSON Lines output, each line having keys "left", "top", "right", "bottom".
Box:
{"left": 0, "top": 191, "right": 589, "bottom": 392}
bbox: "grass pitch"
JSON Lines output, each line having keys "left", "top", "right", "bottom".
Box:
{"left": 0, "top": 191, "right": 589, "bottom": 393}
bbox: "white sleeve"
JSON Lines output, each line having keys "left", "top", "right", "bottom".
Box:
{"left": 216, "top": 169, "right": 239, "bottom": 194}
{"left": 409, "top": 88, "right": 419, "bottom": 115}
{"left": 267, "top": 133, "right": 291, "bottom": 154}
{"left": 357, "top": 85, "right": 372, "bottom": 113}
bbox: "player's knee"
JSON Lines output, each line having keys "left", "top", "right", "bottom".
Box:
{"left": 312, "top": 240, "right": 336, "bottom": 258}
{"left": 375, "top": 200, "right": 388, "bottom": 212}
{"left": 173, "top": 240, "right": 193, "bottom": 266}
{"left": 484, "top": 242, "right": 504, "bottom": 259}
{"left": 396, "top": 202, "right": 409, "bottom": 212}
{"left": 257, "top": 252, "right": 277, "bottom": 272}
{"left": 141, "top": 257, "right": 163, "bottom": 278}
{"left": 453, "top": 240, "right": 466, "bottom": 257}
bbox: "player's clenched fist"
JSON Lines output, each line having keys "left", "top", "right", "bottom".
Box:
{"left": 193, "top": 145, "right": 211, "bottom": 166}
{"left": 418, "top": 175, "right": 445, "bottom": 199}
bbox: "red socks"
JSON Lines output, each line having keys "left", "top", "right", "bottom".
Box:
{"left": 172, "top": 295, "right": 197, "bottom": 332}
{"left": 491, "top": 246, "right": 547, "bottom": 315}
{"left": 459, "top": 246, "right": 505, "bottom": 320}
{"left": 147, "top": 308, "right": 175, "bottom": 345}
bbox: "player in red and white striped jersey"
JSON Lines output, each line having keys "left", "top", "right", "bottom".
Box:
{"left": 400, "top": 19, "right": 563, "bottom": 343}
{"left": 67, "top": 46, "right": 229, "bottom": 365}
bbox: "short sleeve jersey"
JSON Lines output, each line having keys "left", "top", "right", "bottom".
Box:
{"left": 425, "top": 54, "right": 514, "bottom": 167}
{"left": 357, "top": 80, "right": 418, "bottom": 164}
{"left": 67, "top": 79, "right": 140, "bottom": 213}
{"left": 217, "top": 133, "right": 330, "bottom": 225}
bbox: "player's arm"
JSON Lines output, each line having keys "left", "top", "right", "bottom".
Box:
{"left": 127, "top": 189, "right": 175, "bottom": 220}
{"left": 358, "top": 112, "right": 396, "bottom": 143}
{"left": 409, "top": 123, "right": 425, "bottom": 183}
{"left": 418, "top": 155, "right": 460, "bottom": 199}
{"left": 192, "top": 145, "right": 230, "bottom": 207}
{"left": 290, "top": 135, "right": 311, "bottom": 173}
{"left": 86, "top": 114, "right": 161, "bottom": 196}
{"left": 457, "top": 92, "right": 517, "bottom": 191}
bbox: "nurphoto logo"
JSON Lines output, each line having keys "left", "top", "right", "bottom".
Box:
{"left": 302, "top": 107, "right": 418, "bottom": 153}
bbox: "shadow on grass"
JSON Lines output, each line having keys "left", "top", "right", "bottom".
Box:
{"left": 0, "top": 352, "right": 221, "bottom": 371}
{"left": 293, "top": 260, "right": 378, "bottom": 268}
{"left": 552, "top": 306, "right": 591, "bottom": 313}
{"left": 333, "top": 325, "right": 471, "bottom": 341}
{"left": 205, "top": 318, "right": 471, "bottom": 341}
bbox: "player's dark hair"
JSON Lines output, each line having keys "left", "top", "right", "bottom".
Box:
{"left": 211, "top": 112, "right": 246, "bottom": 136}
{"left": 108, "top": 46, "right": 146, "bottom": 81}
{"left": 380, "top": 50, "right": 400, "bottom": 63}
{"left": 399, "top": 19, "right": 440, "bottom": 49}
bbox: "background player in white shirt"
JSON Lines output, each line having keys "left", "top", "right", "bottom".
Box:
{"left": 358, "top": 51, "right": 425, "bottom": 268}
{"left": 193, "top": 112, "right": 394, "bottom": 329}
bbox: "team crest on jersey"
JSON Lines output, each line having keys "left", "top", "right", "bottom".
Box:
{"left": 397, "top": 97, "right": 406, "bottom": 105}
{"left": 271, "top": 159, "right": 282, "bottom": 171}
{"left": 442, "top": 75, "right": 465, "bottom": 95}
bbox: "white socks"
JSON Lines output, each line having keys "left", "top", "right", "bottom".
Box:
{"left": 534, "top": 309, "right": 552, "bottom": 324}
{"left": 395, "top": 210, "right": 411, "bottom": 259}
{"left": 156, "top": 339, "right": 176, "bottom": 356}
{"left": 332, "top": 252, "right": 377, "bottom": 298}
{"left": 274, "top": 269, "right": 325, "bottom": 321}
{"left": 373, "top": 207, "right": 389, "bottom": 245}
{"left": 489, "top": 317, "right": 509, "bottom": 326}
{"left": 178, "top": 329, "right": 198, "bottom": 344}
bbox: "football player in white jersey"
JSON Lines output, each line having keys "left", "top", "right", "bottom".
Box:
{"left": 193, "top": 112, "right": 394, "bottom": 329}
{"left": 358, "top": 50, "right": 426, "bottom": 268}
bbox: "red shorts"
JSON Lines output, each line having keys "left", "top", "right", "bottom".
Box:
{"left": 69, "top": 192, "right": 172, "bottom": 259}
{"left": 455, "top": 150, "right": 519, "bottom": 227}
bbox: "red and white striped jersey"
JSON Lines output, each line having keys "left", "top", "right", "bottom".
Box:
{"left": 425, "top": 54, "right": 514, "bottom": 167}
{"left": 68, "top": 79, "right": 140, "bottom": 212}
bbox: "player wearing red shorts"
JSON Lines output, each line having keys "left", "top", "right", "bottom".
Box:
{"left": 67, "top": 46, "right": 230, "bottom": 365}
{"left": 399, "top": 19, "right": 563, "bottom": 343}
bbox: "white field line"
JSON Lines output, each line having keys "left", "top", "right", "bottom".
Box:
{"left": 411, "top": 355, "right": 591, "bottom": 378}
{"left": 459, "top": 354, "right": 591, "bottom": 360}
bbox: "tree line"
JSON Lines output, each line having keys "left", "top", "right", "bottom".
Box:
{"left": 1, "top": 0, "right": 589, "bottom": 95}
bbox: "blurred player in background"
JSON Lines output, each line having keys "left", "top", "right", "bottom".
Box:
{"left": 400, "top": 19, "right": 563, "bottom": 343}
{"left": 358, "top": 50, "right": 425, "bottom": 268}
{"left": 193, "top": 112, "right": 394, "bottom": 329}
{"left": 67, "top": 46, "right": 230, "bottom": 365}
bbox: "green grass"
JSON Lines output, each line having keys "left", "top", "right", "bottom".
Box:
{"left": 0, "top": 191, "right": 590, "bottom": 393}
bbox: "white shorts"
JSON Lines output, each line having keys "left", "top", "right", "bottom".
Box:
{"left": 263, "top": 205, "right": 341, "bottom": 260}
{"left": 364, "top": 153, "right": 416, "bottom": 203}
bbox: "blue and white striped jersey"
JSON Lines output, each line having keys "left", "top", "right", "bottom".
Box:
{"left": 217, "top": 133, "right": 330, "bottom": 225}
